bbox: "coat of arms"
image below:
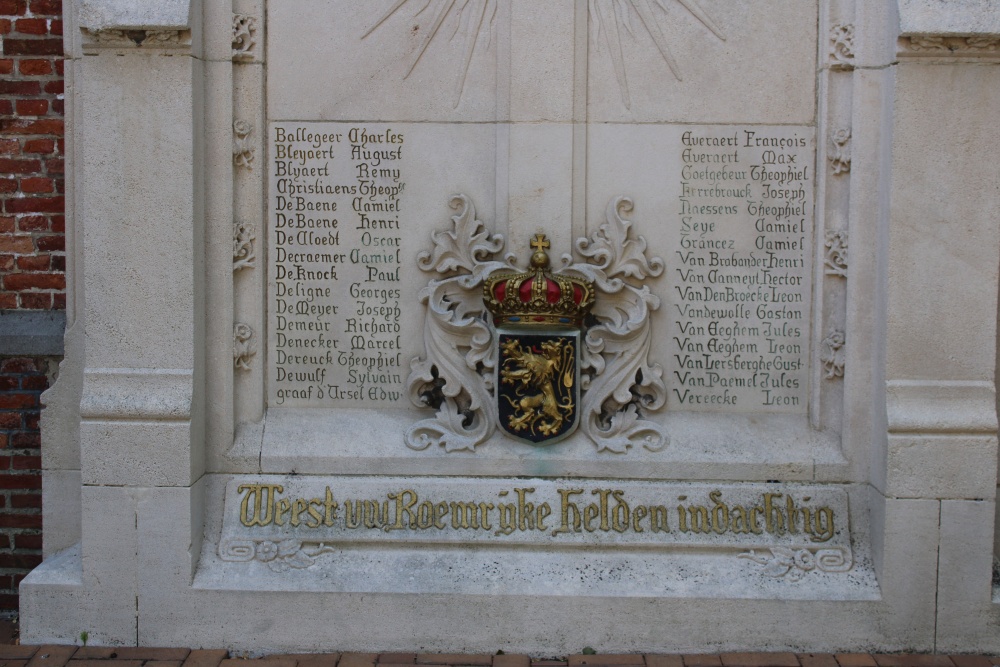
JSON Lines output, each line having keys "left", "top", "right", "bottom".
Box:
{"left": 406, "top": 194, "right": 667, "bottom": 454}
{"left": 483, "top": 235, "right": 595, "bottom": 444}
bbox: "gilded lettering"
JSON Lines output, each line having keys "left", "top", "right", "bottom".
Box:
{"left": 451, "top": 501, "right": 483, "bottom": 529}
{"left": 730, "top": 504, "right": 751, "bottom": 534}
{"left": 238, "top": 483, "right": 283, "bottom": 527}
{"left": 593, "top": 489, "right": 612, "bottom": 531}
{"left": 478, "top": 502, "right": 495, "bottom": 530}
{"left": 749, "top": 506, "right": 764, "bottom": 534}
{"left": 306, "top": 498, "right": 324, "bottom": 528}
{"left": 537, "top": 502, "right": 551, "bottom": 531}
{"left": 709, "top": 490, "right": 728, "bottom": 535}
{"left": 650, "top": 505, "right": 670, "bottom": 532}
{"left": 364, "top": 499, "right": 389, "bottom": 529}
{"left": 785, "top": 495, "right": 799, "bottom": 534}
{"left": 677, "top": 505, "right": 689, "bottom": 532}
{"left": 344, "top": 499, "right": 362, "bottom": 528}
{"left": 632, "top": 505, "right": 647, "bottom": 532}
{"left": 611, "top": 490, "right": 629, "bottom": 533}
{"left": 688, "top": 505, "right": 710, "bottom": 533}
{"left": 515, "top": 488, "right": 536, "bottom": 531}
{"left": 764, "top": 493, "right": 785, "bottom": 535}
{"left": 434, "top": 501, "right": 449, "bottom": 530}
{"left": 290, "top": 498, "right": 308, "bottom": 527}
{"left": 497, "top": 503, "right": 516, "bottom": 535}
{"left": 812, "top": 506, "right": 834, "bottom": 542}
{"left": 324, "top": 487, "right": 338, "bottom": 526}
{"left": 552, "top": 488, "right": 584, "bottom": 535}
{"left": 583, "top": 503, "right": 599, "bottom": 532}
{"left": 389, "top": 490, "right": 417, "bottom": 530}
{"left": 416, "top": 501, "right": 434, "bottom": 529}
{"left": 275, "top": 498, "right": 290, "bottom": 526}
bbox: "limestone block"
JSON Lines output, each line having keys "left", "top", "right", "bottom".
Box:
{"left": 870, "top": 493, "right": 939, "bottom": 644}
{"left": 886, "top": 434, "right": 997, "bottom": 500}
{"left": 81, "top": 420, "right": 196, "bottom": 487}
{"left": 506, "top": 123, "right": 573, "bottom": 254}
{"left": 77, "top": 0, "right": 192, "bottom": 31}
{"left": 79, "top": 53, "right": 202, "bottom": 370}
{"left": 41, "top": 469, "right": 81, "bottom": 557}
{"left": 887, "top": 62, "right": 1000, "bottom": 381}
{"left": 267, "top": 1, "right": 499, "bottom": 122}
{"left": 509, "top": 0, "right": 574, "bottom": 122}
{"left": 897, "top": 0, "right": 1000, "bottom": 36}
{"left": 935, "top": 499, "right": 1000, "bottom": 652}
{"left": 586, "top": 0, "right": 816, "bottom": 124}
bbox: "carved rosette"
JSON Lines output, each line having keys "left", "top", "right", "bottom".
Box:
{"left": 232, "top": 14, "right": 258, "bottom": 61}
{"left": 234, "top": 322, "right": 257, "bottom": 371}
{"left": 233, "top": 120, "right": 255, "bottom": 170}
{"left": 405, "top": 194, "right": 667, "bottom": 454}
{"left": 829, "top": 128, "right": 851, "bottom": 175}
{"left": 233, "top": 220, "right": 256, "bottom": 271}
{"left": 820, "top": 330, "right": 845, "bottom": 379}
{"left": 739, "top": 546, "right": 853, "bottom": 581}
{"left": 824, "top": 230, "right": 848, "bottom": 277}
{"left": 829, "top": 23, "right": 855, "bottom": 69}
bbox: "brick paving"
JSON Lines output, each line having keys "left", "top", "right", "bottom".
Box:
{"left": 0, "top": 624, "right": 996, "bottom": 667}
{"left": 0, "top": 646, "right": 992, "bottom": 667}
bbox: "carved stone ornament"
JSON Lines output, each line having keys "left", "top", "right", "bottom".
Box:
{"left": 820, "top": 330, "right": 845, "bottom": 379}
{"left": 219, "top": 538, "right": 334, "bottom": 573}
{"left": 824, "top": 230, "right": 848, "bottom": 277}
{"left": 233, "top": 120, "right": 254, "bottom": 170}
{"left": 233, "top": 220, "right": 256, "bottom": 271}
{"left": 234, "top": 322, "right": 257, "bottom": 371}
{"left": 82, "top": 28, "right": 184, "bottom": 48}
{"left": 899, "top": 35, "right": 1000, "bottom": 56}
{"left": 829, "top": 128, "right": 851, "bottom": 175}
{"left": 829, "top": 23, "right": 855, "bottom": 68}
{"left": 232, "top": 13, "right": 258, "bottom": 60}
{"left": 406, "top": 194, "right": 667, "bottom": 454}
{"left": 739, "top": 546, "right": 853, "bottom": 581}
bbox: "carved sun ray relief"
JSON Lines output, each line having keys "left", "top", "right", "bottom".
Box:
{"left": 406, "top": 194, "right": 667, "bottom": 454}
{"left": 363, "top": 0, "right": 724, "bottom": 108}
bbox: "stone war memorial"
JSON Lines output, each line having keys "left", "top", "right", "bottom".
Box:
{"left": 17, "top": 0, "right": 1000, "bottom": 655}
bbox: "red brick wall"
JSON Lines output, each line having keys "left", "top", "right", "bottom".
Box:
{"left": 0, "top": 0, "right": 64, "bottom": 613}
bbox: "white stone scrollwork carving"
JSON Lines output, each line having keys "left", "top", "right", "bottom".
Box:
{"left": 233, "top": 120, "right": 254, "bottom": 170}
{"left": 829, "top": 128, "right": 851, "bottom": 175}
{"left": 405, "top": 194, "right": 667, "bottom": 454}
{"left": 234, "top": 322, "right": 257, "bottom": 371}
{"left": 900, "top": 35, "right": 1000, "bottom": 56}
{"left": 829, "top": 23, "right": 855, "bottom": 68}
{"left": 82, "top": 28, "right": 184, "bottom": 47}
{"left": 219, "top": 538, "right": 335, "bottom": 572}
{"left": 739, "top": 547, "right": 853, "bottom": 581}
{"left": 820, "top": 330, "right": 845, "bottom": 379}
{"left": 232, "top": 14, "right": 258, "bottom": 60}
{"left": 824, "top": 230, "right": 848, "bottom": 277}
{"left": 233, "top": 220, "right": 256, "bottom": 271}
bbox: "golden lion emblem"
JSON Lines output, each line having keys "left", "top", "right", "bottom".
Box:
{"left": 499, "top": 337, "right": 575, "bottom": 438}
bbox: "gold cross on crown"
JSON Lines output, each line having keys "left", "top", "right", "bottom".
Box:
{"left": 530, "top": 234, "right": 550, "bottom": 252}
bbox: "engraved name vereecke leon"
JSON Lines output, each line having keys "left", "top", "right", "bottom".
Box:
{"left": 219, "top": 477, "right": 854, "bottom": 577}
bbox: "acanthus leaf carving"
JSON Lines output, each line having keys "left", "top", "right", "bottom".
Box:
{"left": 829, "top": 23, "right": 855, "bottom": 68}
{"left": 820, "top": 330, "right": 845, "bottom": 379}
{"left": 899, "top": 35, "right": 1000, "bottom": 56}
{"left": 233, "top": 220, "right": 257, "bottom": 271}
{"left": 234, "top": 322, "right": 257, "bottom": 371}
{"left": 233, "top": 120, "right": 255, "bottom": 170}
{"left": 406, "top": 194, "right": 667, "bottom": 454}
{"left": 824, "top": 230, "right": 848, "bottom": 277}
{"left": 232, "top": 14, "right": 258, "bottom": 60}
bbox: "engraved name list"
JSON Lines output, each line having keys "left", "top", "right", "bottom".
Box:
{"left": 269, "top": 123, "right": 407, "bottom": 407}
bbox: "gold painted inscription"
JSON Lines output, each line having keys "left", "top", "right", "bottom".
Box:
{"left": 237, "top": 484, "right": 836, "bottom": 542}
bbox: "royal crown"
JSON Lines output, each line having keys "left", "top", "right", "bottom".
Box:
{"left": 483, "top": 234, "right": 596, "bottom": 327}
